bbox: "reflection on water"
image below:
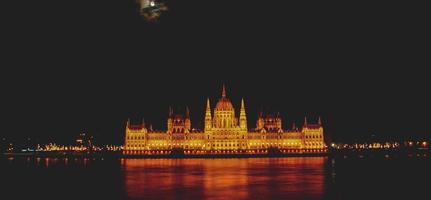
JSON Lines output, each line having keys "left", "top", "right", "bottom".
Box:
{"left": 5, "top": 156, "right": 430, "bottom": 200}
{"left": 123, "top": 157, "right": 327, "bottom": 200}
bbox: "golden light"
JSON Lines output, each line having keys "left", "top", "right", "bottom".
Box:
{"left": 123, "top": 85, "right": 326, "bottom": 155}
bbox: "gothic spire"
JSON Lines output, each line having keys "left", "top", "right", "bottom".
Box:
{"left": 240, "top": 98, "right": 247, "bottom": 131}
{"left": 240, "top": 98, "right": 246, "bottom": 116}
{"left": 205, "top": 98, "right": 212, "bottom": 131}
{"left": 304, "top": 116, "right": 308, "bottom": 126}
{"left": 222, "top": 84, "right": 226, "bottom": 98}
{"left": 241, "top": 98, "right": 245, "bottom": 109}
{"left": 205, "top": 98, "right": 211, "bottom": 117}
{"left": 168, "top": 106, "right": 173, "bottom": 118}
{"left": 186, "top": 106, "right": 190, "bottom": 118}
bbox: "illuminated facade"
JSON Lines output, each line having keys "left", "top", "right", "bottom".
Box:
{"left": 124, "top": 85, "right": 326, "bottom": 155}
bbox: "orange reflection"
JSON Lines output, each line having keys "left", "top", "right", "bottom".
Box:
{"left": 123, "top": 157, "right": 326, "bottom": 200}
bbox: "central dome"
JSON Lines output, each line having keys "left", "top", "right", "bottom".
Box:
{"left": 215, "top": 97, "right": 233, "bottom": 110}
{"left": 215, "top": 84, "right": 234, "bottom": 110}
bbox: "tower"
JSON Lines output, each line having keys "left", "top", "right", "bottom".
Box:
{"left": 239, "top": 98, "right": 247, "bottom": 131}
{"left": 185, "top": 106, "right": 191, "bottom": 130}
{"left": 302, "top": 117, "right": 325, "bottom": 149}
{"left": 275, "top": 112, "right": 282, "bottom": 130}
{"left": 167, "top": 107, "right": 190, "bottom": 133}
{"left": 256, "top": 111, "right": 264, "bottom": 130}
{"left": 205, "top": 98, "right": 212, "bottom": 131}
{"left": 124, "top": 118, "right": 147, "bottom": 154}
{"left": 167, "top": 106, "right": 173, "bottom": 133}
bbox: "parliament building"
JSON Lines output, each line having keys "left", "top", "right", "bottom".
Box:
{"left": 123, "top": 85, "right": 326, "bottom": 155}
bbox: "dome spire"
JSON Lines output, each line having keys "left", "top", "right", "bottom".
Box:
{"left": 215, "top": 84, "right": 234, "bottom": 110}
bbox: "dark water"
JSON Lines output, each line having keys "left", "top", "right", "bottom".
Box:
{"left": 2, "top": 156, "right": 430, "bottom": 200}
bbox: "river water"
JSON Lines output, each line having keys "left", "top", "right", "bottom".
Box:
{"left": 2, "top": 156, "right": 430, "bottom": 200}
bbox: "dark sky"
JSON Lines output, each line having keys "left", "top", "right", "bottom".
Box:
{"left": 2, "top": 0, "right": 430, "bottom": 144}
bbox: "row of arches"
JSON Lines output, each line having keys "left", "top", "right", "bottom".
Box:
{"left": 305, "top": 135, "right": 323, "bottom": 139}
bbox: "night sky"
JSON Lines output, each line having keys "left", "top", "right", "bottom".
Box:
{"left": 2, "top": 1, "right": 430, "bottom": 145}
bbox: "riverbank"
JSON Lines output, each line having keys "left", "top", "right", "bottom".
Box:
{"left": 1, "top": 151, "right": 328, "bottom": 159}
{"left": 3, "top": 148, "right": 429, "bottom": 159}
